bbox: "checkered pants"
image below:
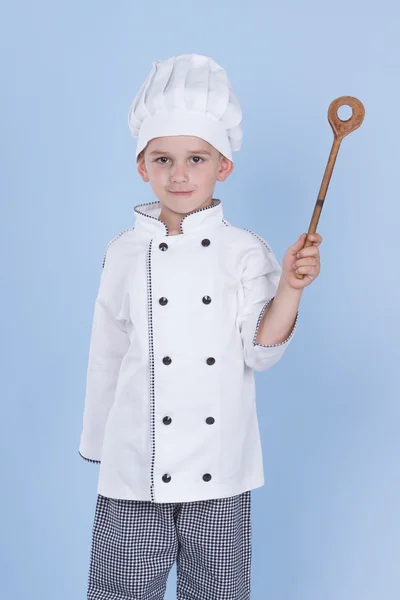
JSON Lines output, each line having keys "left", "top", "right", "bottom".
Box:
{"left": 87, "top": 491, "right": 252, "bottom": 600}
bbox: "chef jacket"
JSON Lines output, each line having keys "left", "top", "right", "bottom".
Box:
{"left": 78, "top": 199, "right": 298, "bottom": 503}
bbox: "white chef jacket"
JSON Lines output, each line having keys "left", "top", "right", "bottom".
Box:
{"left": 78, "top": 199, "right": 298, "bottom": 503}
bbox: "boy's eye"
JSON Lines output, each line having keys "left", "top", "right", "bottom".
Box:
{"left": 155, "top": 156, "right": 204, "bottom": 164}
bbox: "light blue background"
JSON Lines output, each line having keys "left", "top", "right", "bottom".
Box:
{"left": 1, "top": 1, "right": 398, "bottom": 599}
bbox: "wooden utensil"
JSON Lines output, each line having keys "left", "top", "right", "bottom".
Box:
{"left": 295, "top": 96, "right": 365, "bottom": 280}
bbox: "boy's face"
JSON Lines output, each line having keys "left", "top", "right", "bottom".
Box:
{"left": 137, "top": 136, "right": 233, "bottom": 215}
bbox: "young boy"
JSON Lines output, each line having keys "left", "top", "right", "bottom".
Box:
{"left": 79, "top": 53, "right": 322, "bottom": 600}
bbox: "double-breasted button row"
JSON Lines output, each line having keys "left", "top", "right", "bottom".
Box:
{"left": 162, "top": 473, "right": 212, "bottom": 483}
{"left": 158, "top": 240, "right": 212, "bottom": 311}
{"left": 158, "top": 236, "right": 214, "bottom": 489}
{"left": 159, "top": 239, "right": 211, "bottom": 252}
{"left": 163, "top": 356, "right": 215, "bottom": 366}
{"left": 159, "top": 296, "right": 211, "bottom": 305}
{"left": 162, "top": 416, "right": 215, "bottom": 425}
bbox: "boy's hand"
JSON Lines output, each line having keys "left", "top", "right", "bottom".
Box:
{"left": 281, "top": 233, "right": 322, "bottom": 290}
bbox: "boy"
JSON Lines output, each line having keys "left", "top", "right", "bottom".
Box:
{"left": 79, "top": 53, "right": 321, "bottom": 600}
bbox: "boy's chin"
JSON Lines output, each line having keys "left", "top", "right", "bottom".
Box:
{"left": 161, "top": 194, "right": 212, "bottom": 215}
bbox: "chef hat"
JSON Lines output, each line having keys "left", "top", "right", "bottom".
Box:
{"left": 128, "top": 53, "right": 243, "bottom": 161}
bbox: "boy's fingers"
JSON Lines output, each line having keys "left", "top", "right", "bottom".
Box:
{"left": 293, "top": 232, "right": 322, "bottom": 247}
{"left": 291, "top": 233, "right": 307, "bottom": 251}
{"left": 290, "top": 233, "right": 322, "bottom": 257}
{"left": 297, "top": 247, "right": 320, "bottom": 259}
{"left": 294, "top": 257, "right": 319, "bottom": 268}
{"left": 307, "top": 233, "right": 322, "bottom": 244}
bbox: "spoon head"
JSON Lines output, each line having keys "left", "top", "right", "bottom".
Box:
{"left": 328, "top": 96, "right": 365, "bottom": 139}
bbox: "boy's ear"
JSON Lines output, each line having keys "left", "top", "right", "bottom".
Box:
{"left": 216, "top": 156, "right": 234, "bottom": 182}
{"left": 137, "top": 154, "right": 150, "bottom": 182}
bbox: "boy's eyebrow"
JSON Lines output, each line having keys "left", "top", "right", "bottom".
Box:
{"left": 148, "top": 149, "right": 212, "bottom": 156}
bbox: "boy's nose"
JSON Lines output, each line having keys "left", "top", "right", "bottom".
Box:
{"left": 170, "top": 165, "right": 188, "bottom": 183}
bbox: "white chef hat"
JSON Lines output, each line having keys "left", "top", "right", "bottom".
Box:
{"left": 128, "top": 53, "right": 243, "bottom": 161}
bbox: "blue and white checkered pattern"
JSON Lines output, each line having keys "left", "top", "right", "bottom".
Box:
{"left": 87, "top": 491, "right": 252, "bottom": 599}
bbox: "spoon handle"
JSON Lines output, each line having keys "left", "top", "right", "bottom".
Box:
{"left": 295, "top": 96, "right": 365, "bottom": 279}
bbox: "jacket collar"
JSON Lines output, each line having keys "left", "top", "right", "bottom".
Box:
{"left": 133, "top": 198, "right": 224, "bottom": 237}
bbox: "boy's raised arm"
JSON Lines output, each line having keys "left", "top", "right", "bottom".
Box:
{"left": 237, "top": 236, "right": 298, "bottom": 373}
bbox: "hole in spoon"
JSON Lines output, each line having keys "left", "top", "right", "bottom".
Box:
{"left": 337, "top": 104, "right": 353, "bottom": 121}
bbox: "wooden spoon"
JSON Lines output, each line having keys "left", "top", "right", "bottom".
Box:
{"left": 295, "top": 96, "right": 365, "bottom": 280}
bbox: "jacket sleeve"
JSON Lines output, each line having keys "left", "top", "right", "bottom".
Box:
{"left": 237, "top": 234, "right": 298, "bottom": 372}
{"left": 78, "top": 246, "right": 130, "bottom": 463}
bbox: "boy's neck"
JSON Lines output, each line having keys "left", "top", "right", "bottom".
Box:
{"left": 158, "top": 196, "right": 215, "bottom": 236}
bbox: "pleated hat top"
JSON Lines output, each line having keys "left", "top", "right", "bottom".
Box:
{"left": 128, "top": 53, "right": 243, "bottom": 161}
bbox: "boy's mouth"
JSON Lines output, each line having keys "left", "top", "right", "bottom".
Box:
{"left": 168, "top": 191, "right": 193, "bottom": 196}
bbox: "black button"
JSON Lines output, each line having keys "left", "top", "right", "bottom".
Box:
{"left": 202, "top": 296, "right": 212, "bottom": 305}
{"left": 206, "top": 417, "right": 215, "bottom": 425}
{"left": 201, "top": 239, "right": 210, "bottom": 247}
{"left": 159, "top": 297, "right": 168, "bottom": 306}
{"left": 162, "top": 474, "right": 171, "bottom": 483}
{"left": 203, "top": 473, "right": 212, "bottom": 482}
{"left": 163, "top": 356, "right": 172, "bottom": 365}
{"left": 159, "top": 242, "right": 168, "bottom": 251}
{"left": 206, "top": 357, "right": 215, "bottom": 365}
{"left": 163, "top": 416, "right": 172, "bottom": 425}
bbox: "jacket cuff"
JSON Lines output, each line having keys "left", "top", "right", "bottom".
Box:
{"left": 245, "top": 297, "right": 298, "bottom": 372}
{"left": 78, "top": 450, "right": 101, "bottom": 464}
{"left": 253, "top": 297, "right": 299, "bottom": 348}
